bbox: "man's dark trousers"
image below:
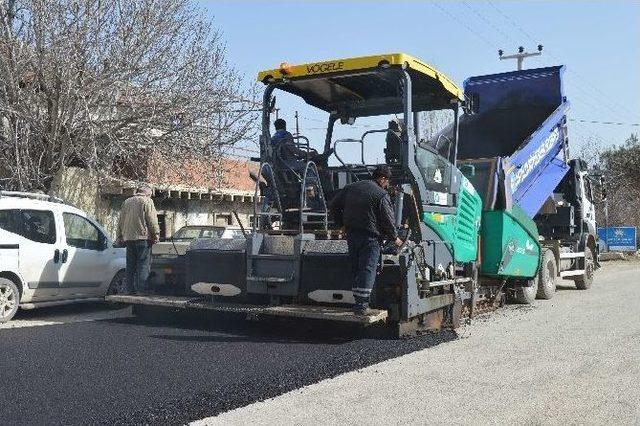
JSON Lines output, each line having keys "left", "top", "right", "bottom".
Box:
{"left": 346, "top": 229, "right": 381, "bottom": 307}
{"left": 125, "top": 240, "right": 151, "bottom": 294}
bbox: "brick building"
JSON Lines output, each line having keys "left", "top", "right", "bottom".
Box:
{"left": 50, "top": 153, "right": 258, "bottom": 240}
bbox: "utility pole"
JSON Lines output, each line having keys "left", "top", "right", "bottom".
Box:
{"left": 499, "top": 45, "right": 543, "bottom": 70}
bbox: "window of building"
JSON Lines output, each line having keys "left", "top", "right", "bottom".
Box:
{"left": 215, "top": 214, "right": 232, "bottom": 226}
{"left": 157, "top": 214, "right": 167, "bottom": 241}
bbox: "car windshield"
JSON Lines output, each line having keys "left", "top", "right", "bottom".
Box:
{"left": 172, "top": 227, "right": 225, "bottom": 241}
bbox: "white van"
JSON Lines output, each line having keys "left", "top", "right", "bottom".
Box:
{"left": 0, "top": 191, "right": 126, "bottom": 322}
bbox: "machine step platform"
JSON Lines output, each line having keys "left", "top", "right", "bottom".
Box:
{"left": 105, "top": 295, "right": 388, "bottom": 324}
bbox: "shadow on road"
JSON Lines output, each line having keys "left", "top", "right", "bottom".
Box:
{"left": 106, "top": 308, "right": 399, "bottom": 345}
{"left": 10, "top": 301, "right": 125, "bottom": 320}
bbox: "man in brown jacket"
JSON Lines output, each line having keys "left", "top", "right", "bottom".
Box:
{"left": 117, "top": 186, "right": 160, "bottom": 295}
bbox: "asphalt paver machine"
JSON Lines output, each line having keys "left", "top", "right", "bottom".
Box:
{"left": 110, "top": 54, "right": 485, "bottom": 335}
{"left": 188, "top": 53, "right": 485, "bottom": 335}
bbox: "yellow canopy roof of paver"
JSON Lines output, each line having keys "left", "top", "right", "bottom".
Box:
{"left": 257, "top": 53, "right": 463, "bottom": 117}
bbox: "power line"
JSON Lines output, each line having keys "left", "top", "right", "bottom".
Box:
{"left": 477, "top": 1, "right": 633, "bottom": 120}
{"left": 486, "top": 0, "right": 538, "bottom": 44}
{"left": 462, "top": 1, "right": 520, "bottom": 46}
{"left": 486, "top": 0, "right": 639, "bottom": 123}
{"left": 229, "top": 146, "right": 260, "bottom": 153}
{"left": 569, "top": 118, "right": 640, "bottom": 127}
{"left": 429, "top": 0, "right": 498, "bottom": 50}
{"left": 428, "top": 3, "right": 635, "bottom": 148}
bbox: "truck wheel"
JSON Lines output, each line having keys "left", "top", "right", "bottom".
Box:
{"left": 0, "top": 278, "right": 20, "bottom": 323}
{"left": 574, "top": 247, "right": 594, "bottom": 290}
{"left": 513, "top": 276, "right": 538, "bottom": 304}
{"left": 537, "top": 250, "right": 557, "bottom": 300}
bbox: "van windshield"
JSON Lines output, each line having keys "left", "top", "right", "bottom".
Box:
{"left": 172, "top": 226, "right": 225, "bottom": 241}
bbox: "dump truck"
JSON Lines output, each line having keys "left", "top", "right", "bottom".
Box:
{"left": 107, "top": 53, "right": 600, "bottom": 336}
{"left": 456, "top": 65, "right": 600, "bottom": 304}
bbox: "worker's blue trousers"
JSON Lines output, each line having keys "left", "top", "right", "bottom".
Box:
{"left": 346, "top": 229, "right": 381, "bottom": 307}
{"left": 125, "top": 240, "right": 151, "bottom": 294}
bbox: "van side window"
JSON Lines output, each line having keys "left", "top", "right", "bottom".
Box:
{"left": 0, "top": 209, "right": 20, "bottom": 235}
{"left": 22, "top": 210, "right": 57, "bottom": 244}
{"left": 63, "top": 213, "right": 103, "bottom": 250}
{"left": 0, "top": 209, "right": 57, "bottom": 244}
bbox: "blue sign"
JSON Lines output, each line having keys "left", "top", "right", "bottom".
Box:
{"left": 597, "top": 227, "right": 637, "bottom": 252}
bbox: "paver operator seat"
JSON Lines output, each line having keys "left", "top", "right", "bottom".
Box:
{"left": 261, "top": 131, "right": 330, "bottom": 230}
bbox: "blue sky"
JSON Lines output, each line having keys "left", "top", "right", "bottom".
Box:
{"left": 200, "top": 0, "right": 640, "bottom": 160}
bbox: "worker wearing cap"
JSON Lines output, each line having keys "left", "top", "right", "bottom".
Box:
{"left": 330, "top": 166, "right": 403, "bottom": 315}
{"left": 117, "top": 185, "right": 160, "bottom": 295}
{"left": 271, "top": 118, "right": 308, "bottom": 162}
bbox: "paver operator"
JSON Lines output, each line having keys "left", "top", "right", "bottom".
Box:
{"left": 117, "top": 185, "right": 160, "bottom": 295}
{"left": 330, "top": 166, "right": 403, "bottom": 315}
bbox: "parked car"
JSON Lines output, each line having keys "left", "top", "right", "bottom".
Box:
{"left": 0, "top": 191, "right": 126, "bottom": 322}
{"left": 150, "top": 225, "right": 244, "bottom": 294}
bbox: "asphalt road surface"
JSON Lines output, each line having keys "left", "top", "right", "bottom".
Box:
{"left": 2, "top": 261, "right": 638, "bottom": 425}
{"left": 202, "top": 260, "right": 640, "bottom": 425}
{"left": 1, "top": 302, "right": 454, "bottom": 425}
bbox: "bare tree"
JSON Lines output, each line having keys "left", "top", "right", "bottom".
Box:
{"left": 599, "top": 133, "right": 640, "bottom": 227}
{"left": 0, "top": 0, "right": 258, "bottom": 191}
{"left": 574, "top": 135, "right": 602, "bottom": 167}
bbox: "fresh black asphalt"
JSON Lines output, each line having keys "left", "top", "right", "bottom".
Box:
{"left": 1, "top": 308, "right": 456, "bottom": 425}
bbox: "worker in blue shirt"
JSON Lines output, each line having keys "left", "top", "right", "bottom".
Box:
{"left": 271, "top": 118, "right": 312, "bottom": 162}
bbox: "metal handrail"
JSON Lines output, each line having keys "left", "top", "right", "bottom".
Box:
{"left": 292, "top": 134, "right": 311, "bottom": 153}
{"left": 332, "top": 138, "right": 364, "bottom": 166}
{"left": 252, "top": 162, "right": 282, "bottom": 234}
{"left": 332, "top": 128, "right": 388, "bottom": 167}
{"left": 298, "top": 161, "right": 328, "bottom": 233}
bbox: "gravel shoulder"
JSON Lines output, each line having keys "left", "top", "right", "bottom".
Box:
{"left": 201, "top": 261, "right": 640, "bottom": 425}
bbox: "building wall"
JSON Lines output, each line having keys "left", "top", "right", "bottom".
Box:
{"left": 51, "top": 166, "right": 256, "bottom": 240}
{"left": 151, "top": 197, "right": 254, "bottom": 238}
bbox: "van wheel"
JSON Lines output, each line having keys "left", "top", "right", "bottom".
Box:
{"left": 105, "top": 270, "right": 128, "bottom": 310}
{"left": 537, "top": 250, "right": 557, "bottom": 299}
{"left": 0, "top": 278, "right": 20, "bottom": 323}
{"left": 574, "top": 247, "right": 594, "bottom": 290}
{"left": 107, "top": 270, "right": 128, "bottom": 295}
{"left": 512, "top": 276, "right": 538, "bottom": 304}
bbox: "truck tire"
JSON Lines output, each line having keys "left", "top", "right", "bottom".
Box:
{"left": 537, "top": 250, "right": 557, "bottom": 300}
{"left": 574, "top": 247, "right": 594, "bottom": 290}
{"left": 513, "top": 276, "right": 538, "bottom": 304}
{"left": 0, "top": 278, "right": 20, "bottom": 323}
